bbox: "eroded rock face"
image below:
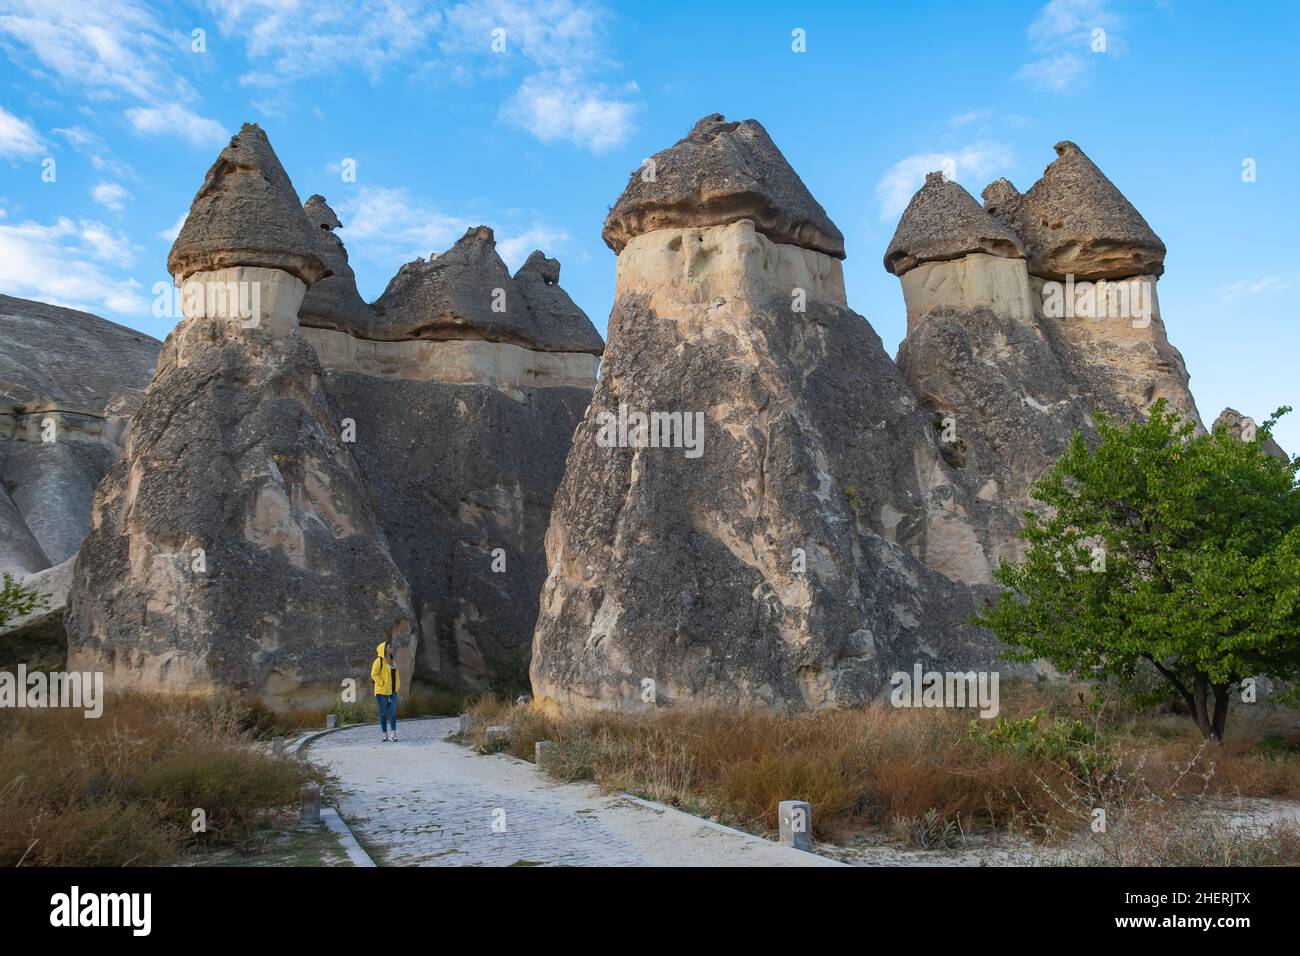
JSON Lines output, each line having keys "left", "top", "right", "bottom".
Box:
{"left": 0, "top": 295, "right": 161, "bottom": 577}
{"left": 602, "top": 113, "right": 846, "bottom": 259}
{"left": 531, "top": 214, "right": 1012, "bottom": 712}
{"left": 66, "top": 292, "right": 418, "bottom": 705}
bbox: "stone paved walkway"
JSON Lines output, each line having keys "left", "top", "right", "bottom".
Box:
{"left": 309, "top": 717, "right": 840, "bottom": 867}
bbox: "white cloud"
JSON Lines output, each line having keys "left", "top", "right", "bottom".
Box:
{"left": 0, "top": 0, "right": 225, "bottom": 146}
{"left": 875, "top": 141, "right": 1016, "bottom": 221}
{"left": 496, "top": 222, "right": 570, "bottom": 271}
{"left": 1219, "top": 276, "right": 1291, "bottom": 302}
{"left": 1017, "top": 0, "right": 1122, "bottom": 93}
{"left": 0, "top": 212, "right": 145, "bottom": 315}
{"left": 0, "top": 106, "right": 45, "bottom": 159}
{"left": 500, "top": 71, "right": 636, "bottom": 153}
{"left": 91, "top": 181, "right": 130, "bottom": 211}
{"left": 125, "top": 104, "right": 228, "bottom": 147}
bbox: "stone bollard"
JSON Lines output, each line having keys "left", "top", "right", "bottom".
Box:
{"left": 485, "top": 725, "right": 512, "bottom": 746}
{"left": 325, "top": 714, "right": 337, "bottom": 730}
{"left": 534, "top": 740, "right": 555, "bottom": 764}
{"left": 458, "top": 713, "right": 470, "bottom": 735}
{"left": 272, "top": 735, "right": 285, "bottom": 756}
{"left": 779, "top": 800, "right": 813, "bottom": 852}
{"left": 300, "top": 783, "right": 321, "bottom": 825}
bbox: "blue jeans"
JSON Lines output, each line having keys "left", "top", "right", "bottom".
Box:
{"left": 377, "top": 694, "right": 398, "bottom": 733}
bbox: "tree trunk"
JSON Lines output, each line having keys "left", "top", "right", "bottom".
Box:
{"left": 1192, "top": 675, "right": 1214, "bottom": 740}
{"left": 1210, "top": 683, "right": 1231, "bottom": 742}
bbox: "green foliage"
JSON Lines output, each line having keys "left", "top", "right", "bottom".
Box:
{"left": 0, "top": 572, "right": 48, "bottom": 629}
{"left": 974, "top": 401, "right": 1300, "bottom": 740}
{"left": 971, "top": 709, "right": 1112, "bottom": 777}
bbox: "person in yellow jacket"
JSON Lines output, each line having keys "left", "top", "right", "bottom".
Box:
{"left": 371, "top": 641, "right": 401, "bottom": 742}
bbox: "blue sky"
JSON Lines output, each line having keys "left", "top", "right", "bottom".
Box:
{"left": 1, "top": 0, "right": 1297, "bottom": 446}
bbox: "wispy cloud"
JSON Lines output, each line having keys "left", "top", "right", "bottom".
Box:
{"left": 91, "top": 181, "right": 131, "bottom": 211}
{"left": 0, "top": 106, "right": 45, "bottom": 160}
{"left": 875, "top": 141, "right": 1015, "bottom": 221}
{"left": 1219, "top": 276, "right": 1291, "bottom": 302}
{"left": 208, "top": 0, "right": 443, "bottom": 85}
{"left": 0, "top": 211, "right": 145, "bottom": 315}
{"left": 1017, "top": 0, "right": 1122, "bottom": 93}
{"left": 125, "top": 104, "right": 228, "bottom": 147}
{"left": 949, "top": 109, "right": 993, "bottom": 128}
{"left": 444, "top": 0, "right": 639, "bottom": 152}
{"left": 0, "top": 0, "right": 225, "bottom": 146}
{"left": 158, "top": 211, "right": 186, "bottom": 242}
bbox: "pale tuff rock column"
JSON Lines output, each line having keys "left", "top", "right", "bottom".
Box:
{"left": 66, "top": 123, "right": 417, "bottom": 705}
{"left": 530, "top": 114, "right": 1005, "bottom": 713}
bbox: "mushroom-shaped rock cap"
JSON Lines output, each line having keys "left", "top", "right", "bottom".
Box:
{"left": 997, "top": 141, "right": 1166, "bottom": 280}
{"left": 602, "top": 113, "right": 845, "bottom": 259}
{"left": 168, "top": 123, "right": 330, "bottom": 286}
{"left": 884, "top": 172, "right": 1025, "bottom": 276}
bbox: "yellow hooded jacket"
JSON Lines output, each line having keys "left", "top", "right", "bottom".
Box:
{"left": 371, "top": 641, "right": 400, "bottom": 696}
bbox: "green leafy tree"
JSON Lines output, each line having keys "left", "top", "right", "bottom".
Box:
{"left": 0, "top": 572, "right": 48, "bottom": 629}
{"left": 974, "top": 401, "right": 1300, "bottom": 742}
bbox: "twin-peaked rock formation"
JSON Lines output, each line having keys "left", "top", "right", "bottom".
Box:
{"left": 66, "top": 123, "right": 602, "bottom": 703}
{"left": 889, "top": 143, "right": 1202, "bottom": 566}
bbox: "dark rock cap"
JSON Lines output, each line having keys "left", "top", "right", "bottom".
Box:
{"left": 987, "top": 141, "right": 1166, "bottom": 280}
{"left": 298, "top": 195, "right": 377, "bottom": 335}
{"left": 372, "top": 227, "right": 603, "bottom": 355}
{"left": 168, "top": 123, "right": 330, "bottom": 286}
{"left": 884, "top": 172, "right": 1025, "bottom": 276}
{"left": 602, "top": 113, "right": 845, "bottom": 259}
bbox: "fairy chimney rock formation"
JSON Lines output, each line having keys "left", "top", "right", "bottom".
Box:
{"left": 67, "top": 124, "right": 417, "bottom": 705}
{"left": 531, "top": 114, "right": 1010, "bottom": 714}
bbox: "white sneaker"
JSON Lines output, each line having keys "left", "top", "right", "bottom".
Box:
{"left": 391, "top": 730, "right": 399, "bottom": 741}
